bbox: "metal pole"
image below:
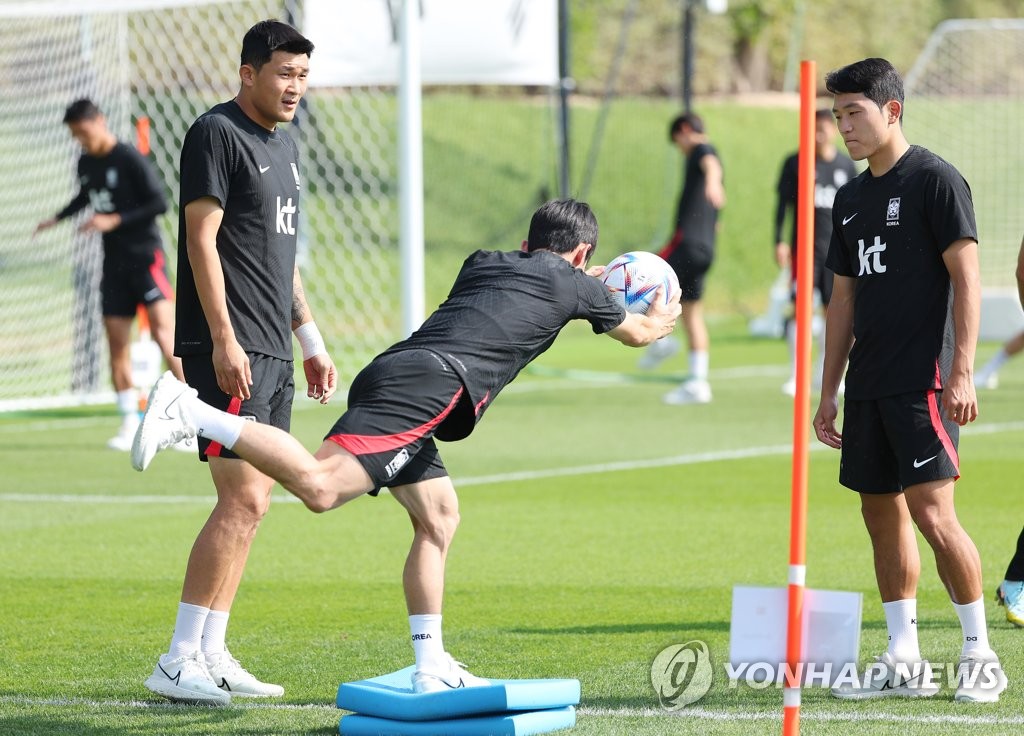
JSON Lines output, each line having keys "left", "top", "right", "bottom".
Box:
{"left": 399, "top": 0, "right": 425, "bottom": 336}
{"left": 682, "top": 0, "right": 696, "bottom": 111}
{"left": 557, "top": 0, "right": 572, "bottom": 198}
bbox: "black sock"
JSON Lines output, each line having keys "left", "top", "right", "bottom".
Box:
{"left": 1004, "top": 527, "right": 1024, "bottom": 581}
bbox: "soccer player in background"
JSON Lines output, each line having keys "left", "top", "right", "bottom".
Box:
{"left": 773, "top": 108, "right": 857, "bottom": 397}
{"left": 132, "top": 199, "right": 681, "bottom": 694}
{"left": 35, "top": 98, "right": 183, "bottom": 451}
{"left": 142, "top": 20, "right": 337, "bottom": 705}
{"left": 973, "top": 328, "right": 1024, "bottom": 390}
{"left": 812, "top": 58, "right": 1007, "bottom": 702}
{"left": 639, "top": 112, "right": 724, "bottom": 405}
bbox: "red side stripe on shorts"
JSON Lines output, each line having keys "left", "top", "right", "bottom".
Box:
{"left": 926, "top": 388, "right": 960, "bottom": 479}
{"left": 149, "top": 250, "right": 174, "bottom": 301}
{"left": 206, "top": 396, "right": 242, "bottom": 458}
{"left": 657, "top": 228, "right": 684, "bottom": 261}
{"left": 327, "top": 388, "right": 464, "bottom": 456}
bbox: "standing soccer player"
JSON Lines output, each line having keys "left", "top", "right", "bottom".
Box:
{"left": 143, "top": 20, "right": 337, "bottom": 705}
{"left": 774, "top": 108, "right": 857, "bottom": 396}
{"left": 35, "top": 98, "right": 182, "bottom": 450}
{"left": 813, "top": 58, "right": 1007, "bottom": 702}
{"left": 132, "top": 199, "right": 680, "bottom": 693}
{"left": 639, "top": 112, "right": 724, "bottom": 405}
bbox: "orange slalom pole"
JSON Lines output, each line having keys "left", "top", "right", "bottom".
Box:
{"left": 783, "top": 59, "right": 816, "bottom": 736}
{"left": 136, "top": 116, "right": 150, "bottom": 155}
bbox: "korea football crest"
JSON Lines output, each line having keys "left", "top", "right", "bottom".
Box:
{"left": 886, "top": 197, "right": 901, "bottom": 226}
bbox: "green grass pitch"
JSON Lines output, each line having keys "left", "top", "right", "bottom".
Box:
{"left": 1, "top": 319, "right": 1022, "bottom": 735}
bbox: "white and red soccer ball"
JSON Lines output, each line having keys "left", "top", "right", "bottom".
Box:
{"left": 599, "top": 251, "right": 679, "bottom": 314}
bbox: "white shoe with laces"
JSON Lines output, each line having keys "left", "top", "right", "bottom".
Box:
{"left": 131, "top": 371, "right": 197, "bottom": 471}
{"left": 637, "top": 336, "right": 680, "bottom": 370}
{"left": 996, "top": 579, "right": 1024, "bottom": 627}
{"left": 830, "top": 651, "right": 939, "bottom": 700}
{"left": 144, "top": 651, "right": 230, "bottom": 705}
{"left": 412, "top": 653, "right": 491, "bottom": 694}
{"left": 205, "top": 650, "right": 284, "bottom": 698}
{"left": 954, "top": 650, "right": 1008, "bottom": 703}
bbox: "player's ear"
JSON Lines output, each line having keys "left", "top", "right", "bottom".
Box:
{"left": 571, "top": 242, "right": 592, "bottom": 268}
{"left": 239, "top": 64, "right": 256, "bottom": 88}
{"left": 886, "top": 100, "right": 902, "bottom": 125}
{"left": 520, "top": 239, "right": 529, "bottom": 253}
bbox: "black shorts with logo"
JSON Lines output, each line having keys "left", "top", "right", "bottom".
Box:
{"left": 839, "top": 390, "right": 960, "bottom": 494}
{"left": 102, "top": 250, "right": 174, "bottom": 317}
{"left": 182, "top": 352, "right": 294, "bottom": 461}
{"left": 325, "top": 349, "right": 473, "bottom": 495}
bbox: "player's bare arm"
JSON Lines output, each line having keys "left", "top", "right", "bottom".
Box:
{"left": 184, "top": 196, "right": 252, "bottom": 400}
{"left": 813, "top": 274, "right": 855, "bottom": 449}
{"left": 606, "top": 286, "right": 681, "bottom": 347}
{"left": 942, "top": 237, "right": 981, "bottom": 426}
{"left": 291, "top": 265, "right": 337, "bottom": 404}
{"left": 701, "top": 153, "right": 726, "bottom": 209}
{"left": 1016, "top": 234, "right": 1024, "bottom": 309}
{"left": 79, "top": 212, "right": 122, "bottom": 234}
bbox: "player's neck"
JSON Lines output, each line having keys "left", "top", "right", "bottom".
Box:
{"left": 92, "top": 133, "right": 117, "bottom": 157}
{"left": 233, "top": 94, "right": 277, "bottom": 133}
{"left": 866, "top": 132, "right": 910, "bottom": 178}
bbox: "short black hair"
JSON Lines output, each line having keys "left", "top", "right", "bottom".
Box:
{"left": 526, "top": 199, "right": 599, "bottom": 256}
{"left": 241, "top": 19, "right": 314, "bottom": 70}
{"left": 63, "top": 98, "right": 102, "bottom": 124}
{"left": 669, "top": 112, "right": 704, "bottom": 140}
{"left": 825, "top": 58, "right": 904, "bottom": 120}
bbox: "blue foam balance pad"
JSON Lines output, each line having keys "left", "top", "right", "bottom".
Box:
{"left": 336, "top": 666, "right": 580, "bottom": 722}
{"left": 339, "top": 705, "right": 576, "bottom": 736}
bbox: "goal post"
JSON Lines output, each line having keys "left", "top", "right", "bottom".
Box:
{"left": 0, "top": 0, "right": 402, "bottom": 410}
{"left": 904, "top": 18, "right": 1024, "bottom": 341}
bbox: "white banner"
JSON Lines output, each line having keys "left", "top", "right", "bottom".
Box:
{"left": 304, "top": 0, "right": 558, "bottom": 87}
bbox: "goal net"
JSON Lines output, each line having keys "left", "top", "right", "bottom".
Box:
{"left": 904, "top": 19, "right": 1024, "bottom": 340}
{"left": 0, "top": 0, "right": 400, "bottom": 410}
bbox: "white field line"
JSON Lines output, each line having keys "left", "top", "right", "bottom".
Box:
{"left": 2, "top": 695, "right": 1022, "bottom": 726}
{"left": 3, "top": 420, "right": 1024, "bottom": 504}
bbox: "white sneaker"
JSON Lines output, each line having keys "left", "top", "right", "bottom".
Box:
{"left": 637, "top": 336, "right": 680, "bottom": 370}
{"left": 107, "top": 417, "right": 140, "bottom": 451}
{"left": 663, "top": 378, "right": 712, "bottom": 405}
{"left": 411, "top": 653, "right": 491, "bottom": 694}
{"left": 781, "top": 377, "right": 797, "bottom": 397}
{"left": 954, "top": 650, "right": 1008, "bottom": 703}
{"left": 170, "top": 437, "right": 197, "bottom": 454}
{"left": 975, "top": 371, "right": 999, "bottom": 390}
{"left": 131, "top": 371, "right": 197, "bottom": 472}
{"left": 205, "top": 650, "right": 284, "bottom": 698}
{"left": 830, "top": 651, "right": 939, "bottom": 700}
{"left": 144, "top": 651, "right": 230, "bottom": 705}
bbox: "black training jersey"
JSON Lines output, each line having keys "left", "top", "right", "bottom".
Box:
{"left": 383, "top": 249, "right": 626, "bottom": 429}
{"left": 175, "top": 100, "right": 301, "bottom": 360}
{"left": 674, "top": 142, "right": 721, "bottom": 248}
{"left": 775, "top": 150, "right": 857, "bottom": 256}
{"left": 827, "top": 145, "right": 977, "bottom": 400}
{"left": 56, "top": 141, "right": 166, "bottom": 260}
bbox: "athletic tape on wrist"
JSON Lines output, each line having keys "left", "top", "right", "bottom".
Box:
{"left": 294, "top": 321, "right": 326, "bottom": 360}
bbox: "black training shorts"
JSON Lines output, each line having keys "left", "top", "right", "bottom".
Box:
{"left": 102, "top": 250, "right": 173, "bottom": 317}
{"left": 182, "top": 352, "right": 294, "bottom": 461}
{"left": 325, "top": 349, "right": 471, "bottom": 495}
{"left": 664, "top": 239, "right": 715, "bottom": 302}
{"left": 839, "top": 390, "right": 960, "bottom": 494}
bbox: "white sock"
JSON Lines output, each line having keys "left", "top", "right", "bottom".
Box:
{"left": 168, "top": 602, "right": 210, "bottom": 658}
{"left": 201, "top": 609, "right": 230, "bottom": 655}
{"left": 786, "top": 320, "right": 797, "bottom": 379}
{"left": 689, "top": 350, "right": 709, "bottom": 381}
{"left": 183, "top": 394, "right": 244, "bottom": 449}
{"left": 116, "top": 389, "right": 139, "bottom": 424}
{"left": 977, "top": 349, "right": 1008, "bottom": 383}
{"left": 409, "top": 614, "right": 445, "bottom": 672}
{"left": 883, "top": 598, "right": 921, "bottom": 662}
{"left": 953, "top": 598, "right": 992, "bottom": 656}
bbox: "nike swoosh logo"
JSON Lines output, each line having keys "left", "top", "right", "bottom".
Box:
{"left": 913, "top": 455, "right": 938, "bottom": 468}
{"left": 158, "top": 663, "right": 182, "bottom": 686}
{"left": 259, "top": 165, "right": 271, "bottom": 173}
{"left": 218, "top": 678, "right": 230, "bottom": 691}
{"left": 842, "top": 213, "right": 858, "bottom": 225}
{"left": 159, "top": 392, "right": 183, "bottom": 422}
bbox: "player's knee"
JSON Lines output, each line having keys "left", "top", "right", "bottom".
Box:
{"left": 417, "top": 505, "right": 460, "bottom": 551}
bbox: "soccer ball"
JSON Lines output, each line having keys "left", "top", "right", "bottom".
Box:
{"left": 599, "top": 251, "right": 679, "bottom": 314}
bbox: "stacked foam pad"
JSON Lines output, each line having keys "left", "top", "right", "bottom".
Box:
{"left": 337, "top": 666, "right": 580, "bottom": 735}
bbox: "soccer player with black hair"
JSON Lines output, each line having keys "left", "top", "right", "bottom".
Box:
{"left": 35, "top": 98, "right": 182, "bottom": 450}
{"left": 813, "top": 57, "right": 1007, "bottom": 702}
{"left": 133, "top": 198, "right": 680, "bottom": 695}
{"left": 143, "top": 19, "right": 337, "bottom": 705}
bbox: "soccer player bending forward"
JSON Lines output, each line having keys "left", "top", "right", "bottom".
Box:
{"left": 133, "top": 199, "right": 680, "bottom": 694}
{"left": 813, "top": 58, "right": 1007, "bottom": 703}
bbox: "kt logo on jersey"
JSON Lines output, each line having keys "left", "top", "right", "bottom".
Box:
{"left": 276, "top": 196, "right": 296, "bottom": 235}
